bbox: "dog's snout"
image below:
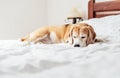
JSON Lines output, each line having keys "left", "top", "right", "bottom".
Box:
{"left": 74, "top": 44, "right": 80, "bottom": 47}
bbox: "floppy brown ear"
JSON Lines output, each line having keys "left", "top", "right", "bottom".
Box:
{"left": 69, "top": 27, "right": 74, "bottom": 37}
{"left": 66, "top": 27, "right": 74, "bottom": 44}
{"left": 87, "top": 26, "right": 96, "bottom": 45}
{"left": 63, "top": 26, "right": 74, "bottom": 43}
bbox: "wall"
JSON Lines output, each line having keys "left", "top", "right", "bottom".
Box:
{"left": 47, "top": 0, "right": 111, "bottom": 25}
{"left": 47, "top": 0, "right": 89, "bottom": 25}
{"left": 0, "top": 0, "right": 48, "bottom": 39}
{"left": 0, "top": 0, "right": 111, "bottom": 39}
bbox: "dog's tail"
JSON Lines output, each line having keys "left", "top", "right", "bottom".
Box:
{"left": 21, "top": 35, "right": 29, "bottom": 42}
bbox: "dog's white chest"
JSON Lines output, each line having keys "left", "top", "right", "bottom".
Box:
{"left": 50, "top": 31, "right": 58, "bottom": 43}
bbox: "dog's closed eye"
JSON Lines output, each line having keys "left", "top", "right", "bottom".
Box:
{"left": 73, "top": 36, "right": 77, "bottom": 38}
{"left": 81, "top": 36, "right": 86, "bottom": 39}
{"left": 66, "top": 40, "right": 69, "bottom": 43}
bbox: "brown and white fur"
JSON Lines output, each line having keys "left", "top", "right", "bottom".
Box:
{"left": 21, "top": 23, "right": 96, "bottom": 47}
{"left": 70, "top": 23, "right": 96, "bottom": 47}
{"left": 21, "top": 24, "right": 73, "bottom": 45}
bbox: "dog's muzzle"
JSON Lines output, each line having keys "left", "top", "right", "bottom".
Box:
{"left": 74, "top": 44, "right": 80, "bottom": 47}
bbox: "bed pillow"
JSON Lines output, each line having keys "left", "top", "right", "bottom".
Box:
{"left": 82, "top": 14, "right": 120, "bottom": 41}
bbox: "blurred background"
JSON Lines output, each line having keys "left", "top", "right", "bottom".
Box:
{"left": 0, "top": 0, "right": 109, "bottom": 39}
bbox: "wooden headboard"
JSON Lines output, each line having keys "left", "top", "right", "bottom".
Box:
{"left": 88, "top": 0, "right": 120, "bottom": 19}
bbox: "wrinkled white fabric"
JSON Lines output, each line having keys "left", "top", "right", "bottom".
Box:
{"left": 0, "top": 15, "right": 120, "bottom": 78}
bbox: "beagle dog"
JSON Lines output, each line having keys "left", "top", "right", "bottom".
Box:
{"left": 21, "top": 24, "right": 73, "bottom": 45}
{"left": 21, "top": 23, "right": 96, "bottom": 47}
{"left": 70, "top": 23, "right": 96, "bottom": 47}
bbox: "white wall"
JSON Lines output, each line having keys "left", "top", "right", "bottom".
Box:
{"left": 0, "top": 0, "right": 111, "bottom": 39}
{"left": 47, "top": 0, "right": 110, "bottom": 25}
{"left": 0, "top": 0, "right": 48, "bottom": 39}
{"left": 47, "top": 0, "right": 89, "bottom": 25}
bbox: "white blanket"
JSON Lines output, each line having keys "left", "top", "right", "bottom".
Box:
{"left": 0, "top": 15, "right": 120, "bottom": 78}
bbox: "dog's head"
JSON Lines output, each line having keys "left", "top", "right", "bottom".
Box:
{"left": 69, "top": 23, "right": 96, "bottom": 47}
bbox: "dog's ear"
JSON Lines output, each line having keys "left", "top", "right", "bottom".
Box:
{"left": 64, "top": 26, "right": 74, "bottom": 44}
{"left": 86, "top": 26, "right": 96, "bottom": 45}
{"left": 66, "top": 27, "right": 74, "bottom": 44}
{"left": 69, "top": 27, "right": 74, "bottom": 37}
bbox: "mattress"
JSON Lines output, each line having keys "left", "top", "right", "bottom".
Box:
{"left": 0, "top": 15, "right": 120, "bottom": 78}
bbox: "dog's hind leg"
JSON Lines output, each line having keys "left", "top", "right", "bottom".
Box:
{"left": 29, "top": 28, "right": 50, "bottom": 44}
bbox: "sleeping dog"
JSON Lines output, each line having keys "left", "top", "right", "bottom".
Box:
{"left": 70, "top": 23, "right": 96, "bottom": 47}
{"left": 21, "top": 23, "right": 96, "bottom": 47}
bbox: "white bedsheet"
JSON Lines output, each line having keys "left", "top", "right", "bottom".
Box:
{"left": 0, "top": 15, "right": 120, "bottom": 78}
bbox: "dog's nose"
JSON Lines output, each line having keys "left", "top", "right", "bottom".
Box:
{"left": 74, "top": 44, "right": 80, "bottom": 47}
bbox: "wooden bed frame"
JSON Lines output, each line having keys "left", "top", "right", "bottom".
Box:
{"left": 88, "top": 0, "right": 120, "bottom": 19}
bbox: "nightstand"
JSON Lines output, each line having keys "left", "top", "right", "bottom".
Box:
{"left": 66, "top": 8, "right": 83, "bottom": 24}
{"left": 67, "top": 17, "right": 83, "bottom": 24}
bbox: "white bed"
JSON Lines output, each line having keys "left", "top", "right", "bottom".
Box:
{"left": 0, "top": 15, "right": 120, "bottom": 78}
